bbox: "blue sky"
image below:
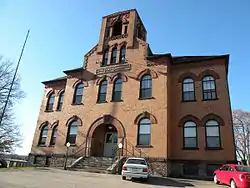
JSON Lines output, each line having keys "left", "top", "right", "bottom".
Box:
{"left": 0, "top": 0, "right": 250, "bottom": 155}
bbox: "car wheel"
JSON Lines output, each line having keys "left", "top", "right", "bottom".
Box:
{"left": 213, "top": 174, "right": 219, "bottom": 184}
{"left": 230, "top": 180, "right": 236, "bottom": 188}
{"left": 122, "top": 176, "right": 126, "bottom": 180}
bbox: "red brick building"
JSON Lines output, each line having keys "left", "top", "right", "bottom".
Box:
{"left": 29, "top": 9, "right": 236, "bottom": 178}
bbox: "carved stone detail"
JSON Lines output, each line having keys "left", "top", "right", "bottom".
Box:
{"left": 96, "top": 63, "right": 131, "bottom": 76}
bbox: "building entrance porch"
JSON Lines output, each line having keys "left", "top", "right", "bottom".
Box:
{"left": 86, "top": 115, "right": 125, "bottom": 158}
{"left": 90, "top": 124, "right": 118, "bottom": 157}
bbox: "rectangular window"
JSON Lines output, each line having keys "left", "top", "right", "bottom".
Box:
{"left": 34, "top": 156, "right": 44, "bottom": 165}
{"left": 98, "top": 93, "right": 106, "bottom": 102}
{"left": 206, "top": 126, "right": 220, "bottom": 148}
{"left": 206, "top": 137, "right": 220, "bottom": 148}
{"left": 140, "top": 75, "right": 152, "bottom": 99}
{"left": 202, "top": 77, "right": 217, "bottom": 100}
{"left": 184, "top": 121, "right": 197, "bottom": 148}
{"left": 138, "top": 134, "right": 150, "bottom": 145}
{"left": 140, "top": 89, "right": 152, "bottom": 99}
{"left": 184, "top": 138, "right": 197, "bottom": 148}
{"left": 67, "top": 125, "right": 78, "bottom": 144}
{"left": 206, "top": 164, "right": 221, "bottom": 176}
{"left": 138, "top": 121, "right": 151, "bottom": 145}
{"left": 74, "top": 95, "right": 82, "bottom": 105}
{"left": 46, "top": 104, "right": 53, "bottom": 111}
{"left": 50, "top": 137, "right": 56, "bottom": 146}
{"left": 112, "top": 91, "right": 122, "bottom": 101}
{"left": 39, "top": 137, "right": 46, "bottom": 145}
{"left": 203, "top": 91, "right": 217, "bottom": 100}
{"left": 124, "top": 25, "right": 128, "bottom": 34}
{"left": 68, "top": 135, "right": 76, "bottom": 144}
{"left": 183, "top": 164, "right": 199, "bottom": 176}
{"left": 183, "top": 91, "right": 195, "bottom": 101}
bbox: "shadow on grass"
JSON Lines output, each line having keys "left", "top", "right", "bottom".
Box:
{"left": 132, "top": 176, "right": 195, "bottom": 187}
{"left": 0, "top": 167, "right": 49, "bottom": 171}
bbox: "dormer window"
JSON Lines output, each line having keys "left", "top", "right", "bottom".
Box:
{"left": 112, "top": 20, "right": 122, "bottom": 36}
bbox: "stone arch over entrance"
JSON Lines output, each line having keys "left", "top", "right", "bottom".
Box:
{"left": 86, "top": 115, "right": 125, "bottom": 157}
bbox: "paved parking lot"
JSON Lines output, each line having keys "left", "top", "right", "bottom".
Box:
{"left": 0, "top": 168, "right": 227, "bottom": 188}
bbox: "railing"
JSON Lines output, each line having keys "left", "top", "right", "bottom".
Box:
{"left": 69, "top": 140, "right": 87, "bottom": 157}
{"left": 67, "top": 137, "right": 149, "bottom": 161}
{"left": 123, "top": 138, "right": 149, "bottom": 159}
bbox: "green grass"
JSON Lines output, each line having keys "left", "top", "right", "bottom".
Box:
{"left": 0, "top": 167, "right": 49, "bottom": 171}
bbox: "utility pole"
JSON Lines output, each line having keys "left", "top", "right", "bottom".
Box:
{"left": 0, "top": 29, "right": 30, "bottom": 126}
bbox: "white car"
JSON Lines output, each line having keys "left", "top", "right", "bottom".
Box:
{"left": 121, "top": 157, "right": 149, "bottom": 181}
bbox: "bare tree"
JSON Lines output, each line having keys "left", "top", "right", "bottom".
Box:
{"left": 0, "top": 56, "right": 25, "bottom": 153}
{"left": 233, "top": 109, "right": 250, "bottom": 165}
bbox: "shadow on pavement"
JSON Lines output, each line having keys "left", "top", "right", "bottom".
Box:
{"left": 133, "top": 176, "right": 195, "bottom": 187}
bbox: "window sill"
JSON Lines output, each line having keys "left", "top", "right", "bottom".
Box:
{"left": 96, "top": 101, "right": 108, "bottom": 104}
{"left": 110, "top": 100, "right": 123, "bottom": 103}
{"left": 71, "top": 103, "right": 83, "bottom": 105}
{"left": 65, "top": 143, "right": 77, "bottom": 147}
{"left": 182, "top": 147, "right": 199, "bottom": 150}
{"left": 202, "top": 98, "right": 219, "bottom": 101}
{"left": 138, "top": 97, "right": 155, "bottom": 100}
{"left": 44, "top": 110, "right": 54, "bottom": 113}
{"left": 100, "top": 62, "right": 127, "bottom": 67}
{"left": 181, "top": 100, "right": 197, "bottom": 103}
{"left": 136, "top": 145, "right": 153, "bottom": 148}
{"left": 205, "top": 147, "right": 222, "bottom": 150}
{"left": 37, "top": 144, "right": 47, "bottom": 147}
{"left": 118, "top": 61, "right": 127, "bottom": 64}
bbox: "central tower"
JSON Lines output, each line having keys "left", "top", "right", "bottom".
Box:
{"left": 97, "top": 9, "right": 147, "bottom": 56}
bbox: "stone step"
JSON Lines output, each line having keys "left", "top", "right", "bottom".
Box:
{"left": 70, "top": 168, "right": 111, "bottom": 174}
{"left": 69, "top": 156, "right": 115, "bottom": 173}
{"left": 76, "top": 163, "right": 112, "bottom": 167}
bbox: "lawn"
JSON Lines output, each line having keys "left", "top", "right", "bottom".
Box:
{"left": 0, "top": 167, "right": 49, "bottom": 171}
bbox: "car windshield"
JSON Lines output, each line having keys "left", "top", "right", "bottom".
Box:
{"left": 126, "top": 159, "right": 146, "bottom": 165}
{"left": 235, "top": 166, "right": 250, "bottom": 172}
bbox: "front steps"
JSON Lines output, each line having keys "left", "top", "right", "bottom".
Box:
{"left": 68, "top": 156, "right": 116, "bottom": 174}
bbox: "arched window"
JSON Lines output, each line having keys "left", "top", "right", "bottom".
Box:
{"left": 202, "top": 76, "right": 217, "bottom": 100}
{"left": 102, "top": 50, "right": 108, "bottom": 66}
{"left": 39, "top": 125, "right": 48, "bottom": 145}
{"left": 46, "top": 93, "right": 55, "bottom": 111}
{"left": 119, "top": 46, "right": 126, "bottom": 63}
{"left": 112, "top": 78, "right": 122, "bottom": 101}
{"left": 66, "top": 120, "right": 79, "bottom": 144}
{"left": 183, "top": 121, "right": 197, "bottom": 148}
{"left": 50, "top": 126, "right": 58, "bottom": 146}
{"left": 140, "top": 74, "right": 152, "bottom": 99}
{"left": 205, "top": 120, "right": 221, "bottom": 148}
{"left": 112, "top": 20, "right": 122, "bottom": 36}
{"left": 182, "top": 78, "right": 195, "bottom": 101}
{"left": 138, "top": 118, "right": 151, "bottom": 145}
{"left": 73, "top": 83, "right": 84, "bottom": 104}
{"left": 57, "top": 91, "right": 64, "bottom": 111}
{"left": 110, "top": 47, "right": 117, "bottom": 64}
{"left": 97, "top": 80, "right": 107, "bottom": 103}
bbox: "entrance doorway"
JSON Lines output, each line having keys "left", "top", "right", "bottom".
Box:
{"left": 90, "top": 124, "right": 118, "bottom": 157}
{"left": 103, "top": 132, "right": 118, "bottom": 157}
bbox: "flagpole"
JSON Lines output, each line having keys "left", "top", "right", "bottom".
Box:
{"left": 0, "top": 29, "right": 30, "bottom": 126}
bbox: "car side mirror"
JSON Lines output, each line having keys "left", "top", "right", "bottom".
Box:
{"left": 219, "top": 168, "right": 222, "bottom": 171}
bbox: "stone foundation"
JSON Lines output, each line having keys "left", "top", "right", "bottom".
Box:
{"left": 168, "top": 159, "right": 238, "bottom": 180}
{"left": 146, "top": 158, "right": 238, "bottom": 180}
{"left": 28, "top": 153, "right": 79, "bottom": 167}
{"left": 29, "top": 153, "right": 237, "bottom": 180}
